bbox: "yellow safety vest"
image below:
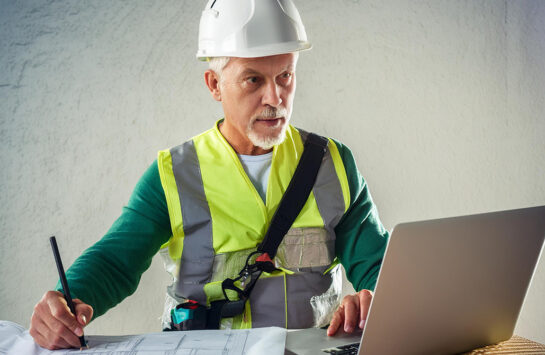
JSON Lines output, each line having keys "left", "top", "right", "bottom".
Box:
{"left": 157, "top": 121, "right": 350, "bottom": 328}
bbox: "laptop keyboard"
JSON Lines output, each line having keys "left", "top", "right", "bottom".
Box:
{"left": 322, "top": 342, "right": 360, "bottom": 354}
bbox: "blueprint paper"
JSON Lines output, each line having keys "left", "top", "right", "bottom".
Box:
{"left": 0, "top": 320, "right": 286, "bottom": 355}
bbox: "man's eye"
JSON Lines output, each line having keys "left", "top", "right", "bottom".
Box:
{"left": 282, "top": 73, "right": 292, "bottom": 79}
{"left": 246, "top": 77, "right": 258, "bottom": 84}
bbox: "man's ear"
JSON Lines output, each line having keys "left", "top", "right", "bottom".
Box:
{"left": 204, "top": 70, "right": 222, "bottom": 101}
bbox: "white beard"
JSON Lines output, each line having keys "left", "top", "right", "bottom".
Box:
{"left": 246, "top": 107, "right": 290, "bottom": 150}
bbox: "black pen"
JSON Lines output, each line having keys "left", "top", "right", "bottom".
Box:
{"left": 49, "top": 236, "right": 88, "bottom": 349}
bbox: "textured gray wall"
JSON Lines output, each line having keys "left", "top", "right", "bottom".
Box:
{"left": 1, "top": 0, "right": 544, "bottom": 343}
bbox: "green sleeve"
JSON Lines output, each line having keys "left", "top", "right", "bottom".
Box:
{"left": 55, "top": 160, "right": 172, "bottom": 320}
{"left": 332, "top": 139, "right": 389, "bottom": 292}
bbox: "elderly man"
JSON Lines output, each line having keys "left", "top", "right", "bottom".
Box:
{"left": 30, "top": 0, "right": 389, "bottom": 350}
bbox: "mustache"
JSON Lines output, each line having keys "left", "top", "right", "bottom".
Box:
{"left": 255, "top": 107, "right": 288, "bottom": 119}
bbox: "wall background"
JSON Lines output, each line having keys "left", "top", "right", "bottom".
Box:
{"left": 1, "top": 0, "right": 544, "bottom": 344}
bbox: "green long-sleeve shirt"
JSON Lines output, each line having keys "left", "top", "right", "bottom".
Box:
{"left": 57, "top": 139, "right": 389, "bottom": 320}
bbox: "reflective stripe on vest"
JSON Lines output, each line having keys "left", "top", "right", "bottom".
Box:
{"left": 157, "top": 121, "right": 350, "bottom": 328}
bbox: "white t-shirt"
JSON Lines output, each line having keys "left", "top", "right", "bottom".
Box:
{"left": 238, "top": 152, "right": 273, "bottom": 203}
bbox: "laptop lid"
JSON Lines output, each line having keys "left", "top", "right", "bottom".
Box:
{"left": 359, "top": 205, "right": 545, "bottom": 355}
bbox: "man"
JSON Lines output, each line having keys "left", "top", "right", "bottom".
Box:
{"left": 30, "top": 0, "right": 389, "bottom": 350}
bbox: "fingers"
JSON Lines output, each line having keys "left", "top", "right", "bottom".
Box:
{"left": 29, "top": 291, "right": 92, "bottom": 350}
{"left": 327, "top": 290, "right": 374, "bottom": 337}
{"left": 30, "top": 313, "right": 74, "bottom": 350}
{"left": 341, "top": 295, "right": 359, "bottom": 333}
{"left": 73, "top": 299, "right": 93, "bottom": 327}
{"left": 358, "top": 289, "right": 373, "bottom": 329}
{"left": 327, "top": 294, "right": 358, "bottom": 336}
{"left": 327, "top": 304, "right": 345, "bottom": 336}
{"left": 46, "top": 293, "right": 84, "bottom": 337}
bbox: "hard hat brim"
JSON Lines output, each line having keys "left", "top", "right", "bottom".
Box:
{"left": 196, "top": 41, "right": 312, "bottom": 61}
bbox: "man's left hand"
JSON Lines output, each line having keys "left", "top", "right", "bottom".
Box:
{"left": 327, "top": 289, "right": 373, "bottom": 336}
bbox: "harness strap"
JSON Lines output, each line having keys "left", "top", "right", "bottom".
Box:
{"left": 258, "top": 133, "right": 329, "bottom": 258}
{"left": 217, "top": 133, "right": 329, "bottom": 319}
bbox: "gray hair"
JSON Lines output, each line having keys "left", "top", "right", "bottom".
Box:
{"left": 208, "top": 57, "right": 231, "bottom": 79}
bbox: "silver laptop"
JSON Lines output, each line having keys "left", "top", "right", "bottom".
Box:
{"left": 286, "top": 205, "right": 545, "bottom": 355}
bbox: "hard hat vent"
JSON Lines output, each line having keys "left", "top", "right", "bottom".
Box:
{"left": 245, "top": 1, "right": 299, "bottom": 48}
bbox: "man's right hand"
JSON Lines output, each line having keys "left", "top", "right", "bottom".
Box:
{"left": 29, "top": 290, "right": 93, "bottom": 350}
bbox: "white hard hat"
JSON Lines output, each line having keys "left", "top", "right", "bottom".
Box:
{"left": 196, "top": 0, "right": 311, "bottom": 60}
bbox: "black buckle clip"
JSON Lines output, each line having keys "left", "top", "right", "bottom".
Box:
{"left": 219, "top": 251, "right": 279, "bottom": 317}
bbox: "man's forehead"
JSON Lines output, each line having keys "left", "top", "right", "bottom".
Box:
{"left": 228, "top": 54, "right": 298, "bottom": 74}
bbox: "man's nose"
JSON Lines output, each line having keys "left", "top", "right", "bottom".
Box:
{"left": 262, "top": 81, "right": 282, "bottom": 107}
